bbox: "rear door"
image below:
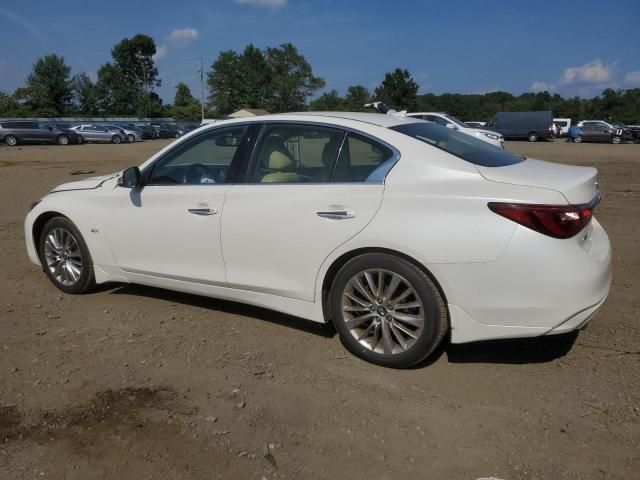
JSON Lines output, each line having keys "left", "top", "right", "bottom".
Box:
{"left": 221, "top": 122, "right": 393, "bottom": 302}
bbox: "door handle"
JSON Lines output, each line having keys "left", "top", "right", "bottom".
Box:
{"left": 188, "top": 207, "right": 218, "bottom": 216}
{"left": 316, "top": 207, "right": 356, "bottom": 220}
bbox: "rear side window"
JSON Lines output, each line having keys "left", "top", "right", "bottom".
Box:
{"left": 391, "top": 122, "right": 523, "bottom": 167}
{"left": 333, "top": 133, "right": 393, "bottom": 182}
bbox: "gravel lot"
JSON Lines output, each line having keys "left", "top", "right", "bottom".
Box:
{"left": 0, "top": 139, "right": 638, "bottom": 479}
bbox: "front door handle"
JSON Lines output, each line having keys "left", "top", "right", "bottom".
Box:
{"left": 316, "top": 206, "right": 356, "bottom": 220}
{"left": 188, "top": 207, "right": 218, "bottom": 216}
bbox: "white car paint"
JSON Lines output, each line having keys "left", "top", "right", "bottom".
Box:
{"left": 25, "top": 112, "right": 611, "bottom": 349}
{"left": 553, "top": 118, "right": 572, "bottom": 136}
{"left": 407, "top": 112, "right": 504, "bottom": 148}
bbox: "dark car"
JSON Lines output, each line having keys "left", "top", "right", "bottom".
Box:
{"left": 0, "top": 121, "right": 82, "bottom": 146}
{"left": 133, "top": 124, "right": 158, "bottom": 140}
{"left": 486, "top": 111, "right": 554, "bottom": 142}
{"left": 151, "top": 122, "right": 184, "bottom": 139}
{"left": 569, "top": 121, "right": 627, "bottom": 144}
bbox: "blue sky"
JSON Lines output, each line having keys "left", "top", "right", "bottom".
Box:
{"left": 1, "top": 0, "right": 639, "bottom": 103}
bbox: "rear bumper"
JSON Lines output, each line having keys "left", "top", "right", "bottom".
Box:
{"left": 443, "top": 217, "right": 612, "bottom": 343}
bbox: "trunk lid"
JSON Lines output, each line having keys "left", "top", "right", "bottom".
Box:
{"left": 477, "top": 158, "right": 599, "bottom": 204}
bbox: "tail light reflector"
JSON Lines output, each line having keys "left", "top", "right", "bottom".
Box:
{"left": 488, "top": 195, "right": 601, "bottom": 239}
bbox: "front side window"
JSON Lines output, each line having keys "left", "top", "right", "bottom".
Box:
{"left": 148, "top": 126, "right": 248, "bottom": 185}
{"left": 391, "top": 122, "right": 524, "bottom": 168}
{"left": 249, "top": 124, "right": 343, "bottom": 183}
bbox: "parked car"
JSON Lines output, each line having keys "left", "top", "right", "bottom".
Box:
{"left": 486, "top": 111, "right": 554, "bottom": 141}
{"left": 569, "top": 121, "right": 626, "bottom": 144}
{"left": 69, "top": 125, "right": 125, "bottom": 144}
{"left": 406, "top": 112, "right": 504, "bottom": 148}
{"left": 136, "top": 125, "right": 158, "bottom": 140}
{"left": 151, "top": 123, "right": 184, "bottom": 139}
{"left": 0, "top": 121, "right": 82, "bottom": 146}
{"left": 103, "top": 124, "right": 141, "bottom": 143}
{"left": 465, "top": 121, "right": 486, "bottom": 128}
{"left": 25, "top": 112, "right": 610, "bottom": 368}
{"left": 553, "top": 118, "right": 572, "bottom": 137}
{"left": 626, "top": 124, "right": 640, "bottom": 143}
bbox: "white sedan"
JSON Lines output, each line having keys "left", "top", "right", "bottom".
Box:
{"left": 406, "top": 112, "right": 504, "bottom": 148}
{"left": 25, "top": 112, "right": 611, "bottom": 368}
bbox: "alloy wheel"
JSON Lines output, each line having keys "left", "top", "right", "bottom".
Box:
{"left": 341, "top": 268, "right": 425, "bottom": 355}
{"left": 43, "top": 227, "right": 83, "bottom": 286}
{"left": 6, "top": 135, "right": 18, "bottom": 146}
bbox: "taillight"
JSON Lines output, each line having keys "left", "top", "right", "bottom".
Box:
{"left": 488, "top": 196, "right": 600, "bottom": 239}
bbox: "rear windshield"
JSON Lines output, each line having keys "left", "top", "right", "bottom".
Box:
{"left": 391, "top": 122, "right": 524, "bottom": 167}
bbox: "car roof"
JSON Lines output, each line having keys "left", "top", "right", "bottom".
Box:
{"left": 205, "top": 111, "right": 425, "bottom": 129}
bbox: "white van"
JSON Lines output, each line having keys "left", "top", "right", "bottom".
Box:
{"left": 553, "top": 118, "right": 572, "bottom": 137}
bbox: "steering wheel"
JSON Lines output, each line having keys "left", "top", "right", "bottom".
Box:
{"left": 183, "top": 163, "right": 211, "bottom": 184}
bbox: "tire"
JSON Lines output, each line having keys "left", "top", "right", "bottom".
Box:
{"left": 329, "top": 253, "right": 448, "bottom": 368}
{"left": 612, "top": 136, "right": 622, "bottom": 144}
{"left": 573, "top": 136, "right": 583, "bottom": 143}
{"left": 5, "top": 135, "right": 18, "bottom": 146}
{"left": 76, "top": 135, "right": 84, "bottom": 145}
{"left": 38, "top": 217, "right": 95, "bottom": 294}
{"left": 112, "top": 135, "right": 122, "bottom": 144}
{"left": 126, "top": 134, "right": 135, "bottom": 143}
{"left": 528, "top": 132, "right": 539, "bottom": 142}
{"left": 57, "top": 135, "right": 70, "bottom": 145}
{"left": 174, "top": 132, "right": 180, "bottom": 138}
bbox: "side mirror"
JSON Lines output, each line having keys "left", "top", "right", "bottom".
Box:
{"left": 118, "top": 166, "right": 141, "bottom": 188}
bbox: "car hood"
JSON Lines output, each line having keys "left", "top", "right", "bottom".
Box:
{"left": 477, "top": 158, "right": 599, "bottom": 204}
{"left": 50, "top": 174, "right": 117, "bottom": 193}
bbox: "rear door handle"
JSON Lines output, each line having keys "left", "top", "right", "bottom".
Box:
{"left": 316, "top": 207, "right": 356, "bottom": 220}
{"left": 188, "top": 207, "right": 218, "bottom": 216}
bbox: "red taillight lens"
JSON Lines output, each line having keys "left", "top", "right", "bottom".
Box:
{"left": 488, "top": 197, "right": 600, "bottom": 239}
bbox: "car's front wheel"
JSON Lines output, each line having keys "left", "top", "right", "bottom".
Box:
{"left": 112, "top": 135, "right": 122, "bottom": 144}
{"left": 612, "top": 136, "right": 622, "bottom": 144}
{"left": 57, "top": 134, "right": 70, "bottom": 145}
{"left": 330, "top": 253, "right": 448, "bottom": 368}
{"left": 38, "top": 217, "right": 95, "bottom": 294}
{"left": 126, "top": 134, "right": 135, "bottom": 143}
{"left": 573, "top": 135, "right": 583, "bottom": 143}
{"left": 528, "top": 132, "right": 539, "bottom": 142}
{"left": 5, "top": 135, "right": 19, "bottom": 146}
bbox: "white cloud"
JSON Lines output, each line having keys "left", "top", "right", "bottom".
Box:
{"left": 153, "top": 45, "right": 168, "bottom": 61}
{"left": 168, "top": 28, "right": 199, "bottom": 46}
{"left": 560, "top": 59, "right": 615, "bottom": 85}
{"left": 530, "top": 81, "right": 556, "bottom": 92}
{"left": 624, "top": 70, "right": 640, "bottom": 85}
{"left": 235, "top": 0, "right": 287, "bottom": 8}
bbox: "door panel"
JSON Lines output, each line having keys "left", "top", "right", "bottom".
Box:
{"left": 106, "top": 185, "right": 229, "bottom": 283}
{"left": 221, "top": 184, "right": 384, "bottom": 301}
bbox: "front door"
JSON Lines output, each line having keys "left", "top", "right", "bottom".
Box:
{"left": 222, "top": 123, "right": 393, "bottom": 302}
{"left": 105, "top": 125, "right": 251, "bottom": 285}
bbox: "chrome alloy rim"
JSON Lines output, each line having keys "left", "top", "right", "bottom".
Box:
{"left": 43, "top": 228, "right": 82, "bottom": 286}
{"left": 341, "top": 269, "right": 425, "bottom": 355}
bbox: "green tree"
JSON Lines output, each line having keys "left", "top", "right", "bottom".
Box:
{"left": 238, "top": 44, "right": 269, "bottom": 108}
{"left": 344, "top": 85, "right": 370, "bottom": 111}
{"left": 23, "top": 54, "right": 74, "bottom": 115}
{"left": 72, "top": 73, "right": 98, "bottom": 115}
{"left": 263, "top": 43, "right": 325, "bottom": 112}
{"left": 207, "top": 50, "right": 243, "bottom": 116}
{"left": 95, "top": 34, "right": 162, "bottom": 116}
{"left": 308, "top": 90, "right": 345, "bottom": 111}
{"left": 171, "top": 82, "right": 202, "bottom": 120}
{"left": 0, "top": 90, "right": 29, "bottom": 117}
{"left": 374, "top": 68, "right": 419, "bottom": 111}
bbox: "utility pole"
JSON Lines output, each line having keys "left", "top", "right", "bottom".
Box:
{"left": 198, "top": 57, "right": 205, "bottom": 122}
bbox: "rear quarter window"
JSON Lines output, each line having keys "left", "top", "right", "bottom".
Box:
{"left": 391, "top": 122, "right": 523, "bottom": 167}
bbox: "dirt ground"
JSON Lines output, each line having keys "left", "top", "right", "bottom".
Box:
{"left": 0, "top": 138, "right": 638, "bottom": 480}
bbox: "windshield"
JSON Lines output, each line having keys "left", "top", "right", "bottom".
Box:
{"left": 391, "top": 122, "right": 524, "bottom": 167}
{"left": 443, "top": 114, "right": 468, "bottom": 129}
{"left": 611, "top": 121, "right": 626, "bottom": 128}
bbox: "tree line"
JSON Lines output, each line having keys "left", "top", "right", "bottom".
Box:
{"left": 1, "top": 34, "right": 639, "bottom": 123}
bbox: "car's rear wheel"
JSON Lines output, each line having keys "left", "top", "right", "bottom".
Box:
{"left": 612, "top": 136, "right": 622, "bottom": 144}
{"left": 76, "top": 135, "right": 84, "bottom": 144}
{"left": 528, "top": 132, "right": 539, "bottom": 142}
{"left": 126, "top": 134, "right": 135, "bottom": 143}
{"left": 330, "top": 253, "right": 448, "bottom": 368}
{"left": 5, "top": 135, "right": 18, "bottom": 146}
{"left": 57, "top": 135, "right": 70, "bottom": 145}
{"left": 38, "top": 217, "right": 95, "bottom": 294}
{"left": 573, "top": 136, "right": 583, "bottom": 143}
{"left": 112, "top": 135, "right": 122, "bottom": 144}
